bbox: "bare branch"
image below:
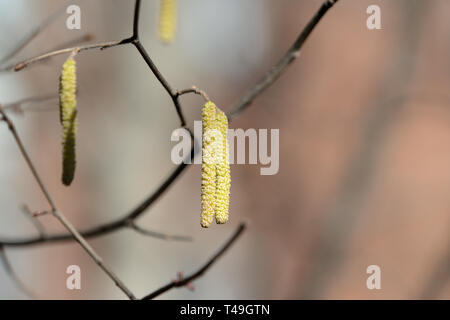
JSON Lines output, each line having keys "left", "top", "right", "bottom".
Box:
{"left": 142, "top": 222, "right": 247, "bottom": 299}
{"left": 132, "top": 39, "right": 186, "bottom": 127}
{"left": 0, "top": 245, "right": 39, "bottom": 299}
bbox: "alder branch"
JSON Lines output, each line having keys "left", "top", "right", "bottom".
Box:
{"left": 142, "top": 222, "right": 247, "bottom": 300}
{"left": 0, "top": 105, "right": 136, "bottom": 300}
{"left": 0, "top": 0, "right": 338, "bottom": 248}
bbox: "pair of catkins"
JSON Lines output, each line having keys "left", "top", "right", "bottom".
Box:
{"left": 58, "top": 57, "right": 231, "bottom": 227}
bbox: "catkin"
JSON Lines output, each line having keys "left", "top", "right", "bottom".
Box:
{"left": 214, "top": 109, "right": 231, "bottom": 224}
{"left": 159, "top": 0, "right": 177, "bottom": 44}
{"left": 59, "top": 57, "right": 77, "bottom": 186}
{"left": 201, "top": 101, "right": 217, "bottom": 227}
{"left": 201, "top": 101, "right": 231, "bottom": 227}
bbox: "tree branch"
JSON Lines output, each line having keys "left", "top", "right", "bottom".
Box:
{"left": 0, "top": 245, "right": 39, "bottom": 299}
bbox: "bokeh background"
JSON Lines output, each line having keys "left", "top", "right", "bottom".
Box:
{"left": 0, "top": 0, "right": 449, "bottom": 299}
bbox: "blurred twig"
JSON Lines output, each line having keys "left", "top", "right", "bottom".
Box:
{"left": 126, "top": 220, "right": 193, "bottom": 242}
{"left": 0, "top": 245, "right": 38, "bottom": 299}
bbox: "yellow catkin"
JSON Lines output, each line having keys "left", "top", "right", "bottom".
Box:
{"left": 59, "top": 57, "right": 77, "bottom": 186}
{"left": 214, "top": 109, "right": 231, "bottom": 224}
{"left": 159, "top": 0, "right": 177, "bottom": 44}
{"left": 201, "top": 101, "right": 217, "bottom": 227}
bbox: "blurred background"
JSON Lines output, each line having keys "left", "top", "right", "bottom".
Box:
{"left": 0, "top": 0, "right": 449, "bottom": 299}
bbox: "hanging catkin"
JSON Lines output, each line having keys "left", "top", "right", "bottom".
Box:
{"left": 59, "top": 57, "right": 77, "bottom": 186}
{"left": 214, "top": 109, "right": 230, "bottom": 224}
{"left": 201, "top": 101, "right": 217, "bottom": 227}
{"left": 201, "top": 101, "right": 231, "bottom": 227}
{"left": 159, "top": 0, "right": 177, "bottom": 44}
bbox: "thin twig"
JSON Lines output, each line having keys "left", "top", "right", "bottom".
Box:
{"left": 21, "top": 205, "right": 47, "bottom": 239}
{"left": 0, "top": 0, "right": 339, "bottom": 248}
{"left": 0, "top": 128, "right": 198, "bottom": 246}
{"left": 0, "top": 245, "right": 39, "bottom": 299}
{"left": 127, "top": 220, "right": 193, "bottom": 242}
{"left": 0, "top": 1, "right": 69, "bottom": 65}
{"left": 419, "top": 246, "right": 450, "bottom": 299}
{"left": 226, "top": 0, "right": 340, "bottom": 120}
{"left": 0, "top": 105, "right": 136, "bottom": 300}
{"left": 142, "top": 222, "right": 247, "bottom": 299}
{"left": 18, "top": 34, "right": 96, "bottom": 69}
